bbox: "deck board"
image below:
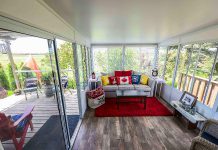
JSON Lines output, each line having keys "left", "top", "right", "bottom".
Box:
{"left": 1, "top": 90, "right": 79, "bottom": 150}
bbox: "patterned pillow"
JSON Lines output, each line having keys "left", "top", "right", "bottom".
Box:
{"left": 132, "top": 75, "right": 141, "bottom": 84}
{"left": 87, "top": 86, "right": 104, "bottom": 99}
{"left": 108, "top": 76, "right": 117, "bottom": 85}
{"left": 116, "top": 76, "right": 132, "bottom": 85}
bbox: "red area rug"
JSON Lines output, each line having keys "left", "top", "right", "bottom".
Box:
{"left": 95, "top": 97, "right": 173, "bottom": 117}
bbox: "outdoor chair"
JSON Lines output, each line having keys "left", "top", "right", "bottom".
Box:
{"left": 0, "top": 105, "right": 34, "bottom": 150}
{"left": 190, "top": 119, "right": 218, "bottom": 150}
{"left": 61, "top": 76, "right": 72, "bottom": 94}
{"left": 23, "top": 78, "right": 39, "bottom": 100}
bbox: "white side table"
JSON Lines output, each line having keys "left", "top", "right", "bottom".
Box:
{"left": 154, "top": 77, "right": 165, "bottom": 98}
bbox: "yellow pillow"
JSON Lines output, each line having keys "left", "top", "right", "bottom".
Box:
{"left": 140, "top": 74, "right": 149, "bottom": 85}
{"left": 101, "top": 75, "right": 110, "bottom": 86}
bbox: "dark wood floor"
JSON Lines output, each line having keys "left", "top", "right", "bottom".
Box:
{"left": 73, "top": 100, "right": 198, "bottom": 150}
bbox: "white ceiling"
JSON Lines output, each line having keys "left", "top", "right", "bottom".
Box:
{"left": 43, "top": 0, "right": 218, "bottom": 44}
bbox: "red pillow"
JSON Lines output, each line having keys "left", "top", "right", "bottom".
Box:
{"left": 109, "top": 76, "right": 117, "bottom": 85}
{"left": 123, "top": 70, "right": 132, "bottom": 76}
{"left": 116, "top": 76, "right": 132, "bottom": 85}
{"left": 115, "top": 70, "right": 123, "bottom": 77}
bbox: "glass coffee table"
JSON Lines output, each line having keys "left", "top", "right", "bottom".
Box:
{"left": 116, "top": 90, "right": 147, "bottom": 110}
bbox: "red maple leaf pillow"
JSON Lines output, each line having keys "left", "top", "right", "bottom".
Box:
{"left": 108, "top": 76, "right": 117, "bottom": 85}
{"left": 116, "top": 76, "right": 132, "bottom": 85}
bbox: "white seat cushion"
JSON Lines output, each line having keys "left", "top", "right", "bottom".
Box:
{"left": 118, "top": 84, "right": 135, "bottom": 90}
{"left": 103, "top": 85, "right": 118, "bottom": 91}
{"left": 134, "top": 85, "right": 151, "bottom": 91}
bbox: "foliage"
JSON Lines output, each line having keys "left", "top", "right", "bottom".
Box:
{"left": 58, "top": 42, "right": 74, "bottom": 69}
{"left": 164, "top": 43, "right": 218, "bottom": 86}
{"left": 0, "top": 63, "right": 10, "bottom": 90}
{"left": 6, "top": 63, "right": 16, "bottom": 90}
{"left": 7, "top": 90, "right": 14, "bottom": 96}
{"left": 42, "top": 71, "right": 53, "bottom": 85}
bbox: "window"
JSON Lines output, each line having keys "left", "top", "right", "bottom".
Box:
{"left": 164, "top": 46, "right": 178, "bottom": 85}
{"left": 158, "top": 47, "right": 167, "bottom": 78}
{"left": 93, "top": 46, "right": 122, "bottom": 74}
{"left": 193, "top": 43, "right": 217, "bottom": 107}
{"left": 175, "top": 45, "right": 192, "bottom": 90}
{"left": 125, "top": 46, "right": 155, "bottom": 73}
{"left": 56, "top": 39, "right": 76, "bottom": 89}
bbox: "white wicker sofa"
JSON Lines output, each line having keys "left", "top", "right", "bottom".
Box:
{"left": 100, "top": 71, "right": 155, "bottom": 98}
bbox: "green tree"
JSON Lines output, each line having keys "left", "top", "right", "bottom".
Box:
{"left": 6, "top": 63, "right": 16, "bottom": 90}
{"left": 0, "top": 63, "right": 10, "bottom": 90}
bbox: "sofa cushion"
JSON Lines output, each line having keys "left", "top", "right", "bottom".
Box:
{"left": 101, "top": 76, "right": 110, "bottom": 86}
{"left": 123, "top": 70, "right": 132, "bottom": 76}
{"left": 108, "top": 76, "right": 117, "bottom": 85}
{"left": 118, "top": 84, "right": 134, "bottom": 90}
{"left": 117, "top": 76, "right": 132, "bottom": 85}
{"left": 103, "top": 85, "right": 118, "bottom": 91}
{"left": 134, "top": 85, "right": 151, "bottom": 92}
{"left": 132, "top": 75, "right": 141, "bottom": 84}
{"left": 201, "top": 132, "right": 218, "bottom": 145}
{"left": 140, "top": 74, "right": 149, "bottom": 85}
{"left": 115, "top": 70, "right": 123, "bottom": 77}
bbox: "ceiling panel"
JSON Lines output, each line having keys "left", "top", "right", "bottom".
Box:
{"left": 43, "top": 0, "right": 218, "bottom": 43}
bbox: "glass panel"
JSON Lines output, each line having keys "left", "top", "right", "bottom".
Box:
{"left": 0, "top": 31, "right": 67, "bottom": 149}
{"left": 164, "top": 46, "right": 178, "bottom": 85}
{"left": 125, "top": 46, "right": 155, "bottom": 73}
{"left": 175, "top": 45, "right": 192, "bottom": 90}
{"left": 194, "top": 43, "right": 217, "bottom": 107}
{"left": 158, "top": 47, "right": 167, "bottom": 78}
{"left": 56, "top": 39, "right": 80, "bottom": 138}
{"left": 93, "top": 46, "right": 122, "bottom": 74}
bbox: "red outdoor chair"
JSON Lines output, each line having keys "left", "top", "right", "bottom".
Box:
{"left": 0, "top": 105, "right": 34, "bottom": 150}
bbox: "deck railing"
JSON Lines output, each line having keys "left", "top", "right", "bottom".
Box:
{"left": 177, "top": 73, "right": 218, "bottom": 107}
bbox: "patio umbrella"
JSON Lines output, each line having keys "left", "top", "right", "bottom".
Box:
{"left": 22, "top": 55, "right": 42, "bottom": 80}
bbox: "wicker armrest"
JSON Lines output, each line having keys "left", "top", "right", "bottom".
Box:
{"left": 200, "top": 119, "right": 218, "bottom": 137}
{"left": 190, "top": 136, "right": 218, "bottom": 150}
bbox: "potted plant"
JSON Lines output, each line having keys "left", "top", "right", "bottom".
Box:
{"left": 42, "top": 72, "right": 54, "bottom": 97}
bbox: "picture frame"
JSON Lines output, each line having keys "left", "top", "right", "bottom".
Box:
{"left": 179, "top": 91, "right": 197, "bottom": 108}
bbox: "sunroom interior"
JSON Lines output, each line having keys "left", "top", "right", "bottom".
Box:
{"left": 0, "top": 0, "right": 218, "bottom": 150}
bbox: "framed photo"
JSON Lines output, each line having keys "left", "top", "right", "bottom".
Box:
{"left": 179, "top": 91, "right": 197, "bottom": 108}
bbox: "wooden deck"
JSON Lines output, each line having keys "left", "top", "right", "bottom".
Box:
{"left": 1, "top": 90, "right": 79, "bottom": 150}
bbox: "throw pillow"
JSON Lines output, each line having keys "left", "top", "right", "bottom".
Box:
{"left": 123, "top": 70, "right": 132, "bottom": 76}
{"left": 116, "top": 76, "right": 132, "bottom": 85}
{"left": 114, "top": 70, "right": 123, "bottom": 77}
{"left": 140, "top": 74, "right": 149, "bottom": 85}
{"left": 108, "top": 76, "right": 117, "bottom": 85}
{"left": 132, "top": 75, "right": 141, "bottom": 84}
{"left": 101, "top": 76, "right": 110, "bottom": 86}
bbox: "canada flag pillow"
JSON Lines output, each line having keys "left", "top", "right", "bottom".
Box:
{"left": 116, "top": 76, "right": 132, "bottom": 85}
